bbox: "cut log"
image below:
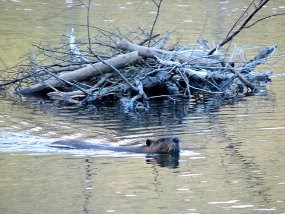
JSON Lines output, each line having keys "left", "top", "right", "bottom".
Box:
{"left": 116, "top": 39, "right": 171, "bottom": 57}
{"left": 115, "top": 39, "right": 221, "bottom": 66}
{"left": 14, "top": 51, "right": 140, "bottom": 95}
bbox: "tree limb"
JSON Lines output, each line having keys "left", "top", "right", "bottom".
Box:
{"left": 14, "top": 51, "right": 140, "bottom": 95}
{"left": 208, "top": 0, "right": 270, "bottom": 55}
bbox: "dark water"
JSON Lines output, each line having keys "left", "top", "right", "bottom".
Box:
{"left": 1, "top": 0, "right": 285, "bottom": 213}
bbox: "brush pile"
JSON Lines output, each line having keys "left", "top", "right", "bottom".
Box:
{"left": 0, "top": 0, "right": 280, "bottom": 112}
{"left": 1, "top": 29, "right": 276, "bottom": 111}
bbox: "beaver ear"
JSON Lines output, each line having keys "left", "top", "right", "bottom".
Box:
{"left": 146, "top": 139, "right": 152, "bottom": 146}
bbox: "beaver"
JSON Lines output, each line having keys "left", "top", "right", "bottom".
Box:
{"left": 51, "top": 137, "right": 180, "bottom": 154}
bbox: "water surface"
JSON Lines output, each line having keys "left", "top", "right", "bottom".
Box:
{"left": 0, "top": 0, "right": 285, "bottom": 213}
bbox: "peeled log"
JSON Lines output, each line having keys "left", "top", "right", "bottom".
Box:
{"left": 116, "top": 39, "right": 172, "bottom": 58}
{"left": 115, "top": 39, "right": 221, "bottom": 66}
{"left": 14, "top": 51, "right": 139, "bottom": 95}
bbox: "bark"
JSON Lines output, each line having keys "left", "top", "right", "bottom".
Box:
{"left": 14, "top": 51, "right": 140, "bottom": 95}
{"left": 115, "top": 39, "right": 221, "bottom": 66}
{"left": 116, "top": 39, "right": 172, "bottom": 58}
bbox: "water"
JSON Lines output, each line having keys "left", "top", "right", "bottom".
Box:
{"left": 1, "top": 0, "right": 285, "bottom": 213}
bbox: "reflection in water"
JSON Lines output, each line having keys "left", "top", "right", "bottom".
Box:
{"left": 83, "top": 158, "right": 93, "bottom": 214}
{"left": 145, "top": 154, "right": 180, "bottom": 169}
{"left": 223, "top": 143, "right": 272, "bottom": 205}
{"left": 79, "top": 154, "right": 180, "bottom": 214}
{"left": 0, "top": 0, "right": 285, "bottom": 213}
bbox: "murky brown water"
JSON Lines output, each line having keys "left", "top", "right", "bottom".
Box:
{"left": 1, "top": 1, "right": 285, "bottom": 213}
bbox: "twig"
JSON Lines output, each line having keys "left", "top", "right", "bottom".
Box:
{"left": 229, "top": 68, "right": 257, "bottom": 92}
{"left": 208, "top": 0, "right": 270, "bottom": 55}
{"left": 177, "top": 68, "right": 191, "bottom": 97}
{"left": 47, "top": 73, "right": 113, "bottom": 98}
{"left": 225, "top": 0, "right": 255, "bottom": 39}
{"left": 89, "top": 48, "right": 139, "bottom": 92}
{"left": 138, "top": 33, "right": 160, "bottom": 46}
{"left": 29, "top": 58, "right": 91, "bottom": 95}
{"left": 154, "top": 31, "right": 170, "bottom": 49}
{"left": 245, "top": 12, "right": 285, "bottom": 28}
{"left": 43, "top": 68, "right": 91, "bottom": 95}
{"left": 148, "top": 0, "right": 163, "bottom": 47}
{"left": 87, "top": 0, "right": 92, "bottom": 51}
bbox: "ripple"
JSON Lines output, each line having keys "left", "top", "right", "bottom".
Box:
{"left": 253, "top": 208, "right": 276, "bottom": 211}
{"left": 176, "top": 188, "right": 189, "bottom": 191}
{"left": 260, "top": 127, "right": 285, "bottom": 130}
{"left": 227, "top": 205, "right": 254, "bottom": 209}
{"left": 125, "top": 194, "right": 137, "bottom": 197}
{"left": 208, "top": 200, "right": 239, "bottom": 205}
{"left": 178, "top": 173, "right": 202, "bottom": 177}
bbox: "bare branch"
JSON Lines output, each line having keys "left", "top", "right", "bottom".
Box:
{"left": 89, "top": 48, "right": 139, "bottom": 92}
{"left": 245, "top": 12, "right": 285, "bottom": 28}
{"left": 208, "top": 0, "right": 270, "bottom": 55}
{"left": 87, "top": 0, "right": 92, "bottom": 51}
{"left": 148, "top": 0, "right": 163, "bottom": 47}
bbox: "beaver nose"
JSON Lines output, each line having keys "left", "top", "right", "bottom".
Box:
{"left": 173, "top": 137, "right": 179, "bottom": 143}
{"left": 168, "top": 144, "right": 178, "bottom": 153}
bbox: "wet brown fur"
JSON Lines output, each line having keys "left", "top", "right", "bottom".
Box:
{"left": 52, "top": 137, "right": 180, "bottom": 154}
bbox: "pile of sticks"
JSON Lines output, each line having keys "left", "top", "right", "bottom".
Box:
{"left": 0, "top": 0, "right": 280, "bottom": 111}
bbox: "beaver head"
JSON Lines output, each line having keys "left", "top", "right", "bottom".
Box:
{"left": 145, "top": 137, "right": 180, "bottom": 154}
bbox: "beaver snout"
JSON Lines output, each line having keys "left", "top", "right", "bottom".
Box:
{"left": 168, "top": 139, "right": 180, "bottom": 153}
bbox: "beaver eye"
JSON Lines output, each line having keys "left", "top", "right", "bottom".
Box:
{"left": 146, "top": 139, "right": 152, "bottom": 146}
{"left": 173, "top": 137, "right": 179, "bottom": 143}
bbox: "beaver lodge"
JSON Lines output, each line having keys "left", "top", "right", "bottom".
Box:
{"left": 0, "top": 0, "right": 282, "bottom": 112}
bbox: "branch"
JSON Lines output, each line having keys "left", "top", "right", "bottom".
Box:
{"left": 245, "top": 12, "right": 285, "bottom": 28}
{"left": 89, "top": 48, "right": 139, "bottom": 92}
{"left": 14, "top": 51, "right": 140, "bottom": 95}
{"left": 225, "top": 0, "right": 255, "bottom": 39}
{"left": 47, "top": 73, "right": 113, "bottom": 98}
{"left": 148, "top": 0, "right": 163, "bottom": 47}
{"left": 154, "top": 31, "right": 170, "bottom": 49}
{"left": 87, "top": 0, "right": 92, "bottom": 51}
{"left": 208, "top": 0, "right": 270, "bottom": 55}
{"left": 42, "top": 68, "right": 91, "bottom": 95}
{"left": 230, "top": 68, "right": 257, "bottom": 92}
